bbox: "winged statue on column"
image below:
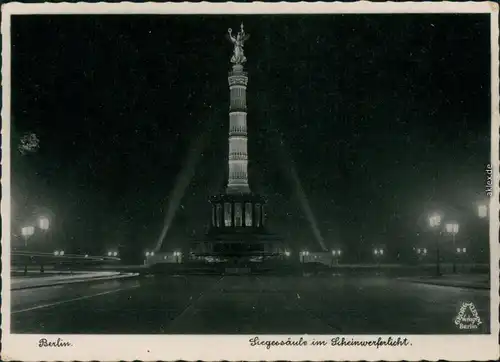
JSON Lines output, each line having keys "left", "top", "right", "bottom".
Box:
{"left": 227, "top": 23, "right": 250, "bottom": 64}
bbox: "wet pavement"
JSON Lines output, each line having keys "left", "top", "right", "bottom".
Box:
{"left": 10, "top": 274, "right": 491, "bottom": 334}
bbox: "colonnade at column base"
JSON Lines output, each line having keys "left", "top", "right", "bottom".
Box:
{"left": 226, "top": 184, "right": 251, "bottom": 194}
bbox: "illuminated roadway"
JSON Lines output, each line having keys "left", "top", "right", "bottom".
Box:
{"left": 10, "top": 274, "right": 490, "bottom": 334}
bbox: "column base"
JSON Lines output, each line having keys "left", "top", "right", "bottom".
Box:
{"left": 226, "top": 185, "right": 251, "bottom": 194}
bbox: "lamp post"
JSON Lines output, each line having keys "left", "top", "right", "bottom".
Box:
{"left": 331, "top": 249, "right": 342, "bottom": 267}
{"left": 373, "top": 248, "right": 384, "bottom": 270}
{"left": 429, "top": 213, "right": 442, "bottom": 276}
{"left": 20, "top": 225, "right": 35, "bottom": 273}
{"left": 477, "top": 204, "right": 488, "bottom": 219}
{"left": 145, "top": 251, "right": 154, "bottom": 265}
{"left": 38, "top": 216, "right": 50, "bottom": 231}
{"left": 173, "top": 251, "right": 182, "bottom": 264}
{"left": 476, "top": 202, "right": 489, "bottom": 263}
{"left": 39, "top": 216, "right": 50, "bottom": 271}
{"left": 21, "top": 226, "right": 35, "bottom": 247}
{"left": 445, "top": 222, "right": 459, "bottom": 273}
{"left": 416, "top": 247, "right": 428, "bottom": 258}
{"left": 38, "top": 216, "right": 51, "bottom": 272}
{"left": 416, "top": 247, "right": 427, "bottom": 273}
{"left": 456, "top": 247, "right": 467, "bottom": 272}
{"left": 300, "top": 251, "right": 309, "bottom": 263}
{"left": 53, "top": 249, "right": 65, "bottom": 272}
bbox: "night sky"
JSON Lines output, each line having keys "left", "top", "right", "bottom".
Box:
{"left": 11, "top": 14, "right": 491, "bottom": 262}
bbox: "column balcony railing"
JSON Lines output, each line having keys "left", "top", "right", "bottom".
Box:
{"left": 229, "top": 152, "right": 248, "bottom": 161}
{"left": 229, "top": 104, "right": 247, "bottom": 112}
{"left": 229, "top": 173, "right": 249, "bottom": 180}
{"left": 229, "top": 130, "right": 248, "bottom": 137}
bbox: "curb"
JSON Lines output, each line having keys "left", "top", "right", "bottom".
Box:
{"left": 11, "top": 273, "right": 139, "bottom": 291}
{"left": 399, "top": 278, "right": 490, "bottom": 291}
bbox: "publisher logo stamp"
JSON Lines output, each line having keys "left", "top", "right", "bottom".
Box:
{"left": 454, "top": 302, "right": 482, "bottom": 330}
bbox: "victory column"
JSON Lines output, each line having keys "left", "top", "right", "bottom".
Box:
{"left": 191, "top": 24, "right": 284, "bottom": 263}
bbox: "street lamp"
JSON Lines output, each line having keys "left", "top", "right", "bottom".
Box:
{"left": 144, "top": 251, "right": 154, "bottom": 265}
{"left": 38, "top": 216, "right": 51, "bottom": 262}
{"left": 300, "top": 250, "right": 309, "bottom": 263}
{"left": 429, "top": 213, "right": 442, "bottom": 228}
{"left": 456, "top": 247, "right": 467, "bottom": 272}
{"left": 477, "top": 204, "right": 488, "bottom": 219}
{"left": 429, "top": 213, "right": 442, "bottom": 276}
{"left": 173, "top": 251, "right": 182, "bottom": 263}
{"left": 373, "top": 248, "right": 384, "bottom": 271}
{"left": 416, "top": 248, "right": 428, "bottom": 266}
{"left": 416, "top": 247, "right": 428, "bottom": 255}
{"left": 21, "top": 226, "right": 35, "bottom": 247}
{"left": 445, "top": 222, "right": 460, "bottom": 273}
{"left": 331, "top": 249, "right": 342, "bottom": 267}
{"left": 38, "top": 216, "right": 50, "bottom": 231}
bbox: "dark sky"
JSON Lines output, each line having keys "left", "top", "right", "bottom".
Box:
{"left": 11, "top": 14, "right": 491, "bottom": 261}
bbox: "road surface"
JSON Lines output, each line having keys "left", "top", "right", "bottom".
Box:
{"left": 10, "top": 275, "right": 490, "bottom": 334}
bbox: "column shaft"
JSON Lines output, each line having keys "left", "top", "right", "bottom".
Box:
{"left": 227, "top": 65, "right": 250, "bottom": 194}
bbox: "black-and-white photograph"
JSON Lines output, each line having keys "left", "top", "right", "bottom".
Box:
{"left": 2, "top": 2, "right": 499, "bottom": 360}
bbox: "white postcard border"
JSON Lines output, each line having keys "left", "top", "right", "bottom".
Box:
{"left": 1, "top": 2, "right": 499, "bottom": 361}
